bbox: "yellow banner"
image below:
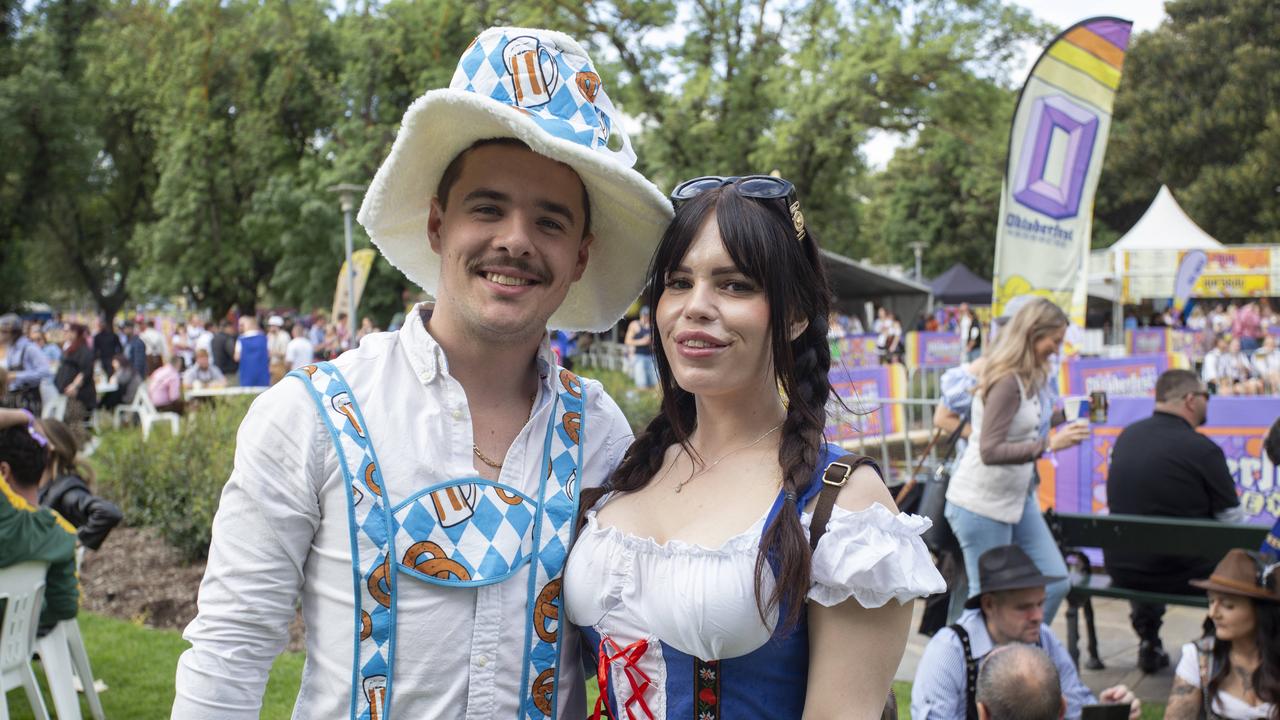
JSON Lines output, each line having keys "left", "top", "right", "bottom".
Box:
{"left": 332, "top": 248, "right": 378, "bottom": 323}
{"left": 1122, "top": 247, "right": 1274, "bottom": 302}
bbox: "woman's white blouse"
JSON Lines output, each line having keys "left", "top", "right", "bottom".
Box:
{"left": 1176, "top": 642, "right": 1275, "bottom": 719}
{"left": 564, "top": 498, "right": 944, "bottom": 662}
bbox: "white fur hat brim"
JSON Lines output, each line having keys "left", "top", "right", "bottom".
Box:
{"left": 357, "top": 89, "right": 672, "bottom": 332}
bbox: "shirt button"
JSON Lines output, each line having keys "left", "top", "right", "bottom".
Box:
{"left": 452, "top": 409, "right": 462, "bottom": 420}
{"left": 476, "top": 655, "right": 488, "bottom": 667}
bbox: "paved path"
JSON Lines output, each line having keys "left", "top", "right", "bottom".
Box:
{"left": 896, "top": 596, "right": 1206, "bottom": 704}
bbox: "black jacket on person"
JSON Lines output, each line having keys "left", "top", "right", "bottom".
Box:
{"left": 92, "top": 329, "right": 121, "bottom": 377}
{"left": 54, "top": 346, "right": 98, "bottom": 411}
{"left": 39, "top": 474, "right": 124, "bottom": 551}
{"left": 211, "top": 330, "right": 239, "bottom": 375}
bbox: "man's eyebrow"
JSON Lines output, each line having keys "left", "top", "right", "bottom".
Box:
{"left": 536, "top": 200, "right": 576, "bottom": 226}
{"left": 461, "top": 188, "right": 511, "bottom": 205}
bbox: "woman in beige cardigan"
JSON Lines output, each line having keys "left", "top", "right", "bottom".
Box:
{"left": 944, "top": 298, "right": 1089, "bottom": 622}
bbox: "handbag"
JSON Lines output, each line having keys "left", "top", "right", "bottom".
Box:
{"left": 895, "top": 415, "right": 968, "bottom": 554}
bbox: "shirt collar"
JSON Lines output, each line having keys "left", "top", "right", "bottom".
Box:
{"left": 400, "top": 302, "right": 557, "bottom": 387}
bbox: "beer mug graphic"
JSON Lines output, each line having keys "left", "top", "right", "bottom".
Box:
{"left": 331, "top": 392, "right": 365, "bottom": 437}
{"left": 363, "top": 675, "right": 387, "bottom": 720}
{"left": 430, "top": 483, "right": 476, "bottom": 527}
{"left": 503, "top": 35, "right": 559, "bottom": 108}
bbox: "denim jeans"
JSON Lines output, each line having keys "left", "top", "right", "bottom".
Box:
{"left": 944, "top": 490, "right": 1070, "bottom": 623}
{"left": 632, "top": 353, "right": 657, "bottom": 388}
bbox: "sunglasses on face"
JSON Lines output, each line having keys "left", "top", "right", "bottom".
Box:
{"left": 669, "top": 175, "right": 807, "bottom": 242}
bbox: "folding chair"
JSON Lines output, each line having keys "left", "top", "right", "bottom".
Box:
{"left": 0, "top": 562, "right": 51, "bottom": 720}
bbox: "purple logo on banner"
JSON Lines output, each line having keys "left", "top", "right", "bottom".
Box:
{"left": 1012, "top": 95, "right": 1100, "bottom": 220}
{"left": 1063, "top": 354, "right": 1168, "bottom": 397}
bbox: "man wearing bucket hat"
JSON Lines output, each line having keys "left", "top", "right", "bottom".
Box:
{"left": 174, "top": 27, "right": 670, "bottom": 720}
{"left": 912, "top": 545, "right": 1140, "bottom": 720}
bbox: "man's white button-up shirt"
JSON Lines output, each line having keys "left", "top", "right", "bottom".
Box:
{"left": 173, "top": 306, "right": 634, "bottom": 719}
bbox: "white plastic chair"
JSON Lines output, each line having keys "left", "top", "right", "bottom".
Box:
{"left": 34, "top": 624, "right": 80, "bottom": 720}
{"left": 113, "top": 384, "right": 179, "bottom": 440}
{"left": 33, "top": 548, "right": 102, "bottom": 720}
{"left": 1, "top": 562, "right": 51, "bottom": 720}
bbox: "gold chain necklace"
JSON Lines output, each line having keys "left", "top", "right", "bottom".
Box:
{"left": 472, "top": 390, "right": 538, "bottom": 470}
{"left": 664, "top": 421, "right": 785, "bottom": 493}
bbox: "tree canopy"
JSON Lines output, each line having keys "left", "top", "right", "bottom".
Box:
{"left": 0, "top": 0, "right": 1272, "bottom": 318}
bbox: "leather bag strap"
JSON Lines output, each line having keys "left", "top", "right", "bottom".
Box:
{"left": 809, "top": 454, "right": 879, "bottom": 553}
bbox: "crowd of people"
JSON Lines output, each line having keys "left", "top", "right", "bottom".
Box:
{"left": 0, "top": 308, "right": 401, "bottom": 428}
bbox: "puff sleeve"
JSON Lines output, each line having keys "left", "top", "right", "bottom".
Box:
{"left": 804, "top": 503, "right": 945, "bottom": 608}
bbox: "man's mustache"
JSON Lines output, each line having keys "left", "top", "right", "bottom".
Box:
{"left": 467, "top": 256, "right": 550, "bottom": 284}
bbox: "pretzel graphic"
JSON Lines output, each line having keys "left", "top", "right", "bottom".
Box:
{"left": 360, "top": 610, "right": 372, "bottom": 640}
{"left": 368, "top": 556, "right": 393, "bottom": 608}
{"left": 402, "top": 540, "right": 471, "bottom": 581}
{"left": 534, "top": 579, "right": 561, "bottom": 643}
{"left": 562, "top": 411, "right": 581, "bottom": 445}
{"left": 558, "top": 368, "right": 582, "bottom": 398}
{"left": 364, "top": 462, "right": 382, "bottom": 496}
{"left": 532, "top": 668, "right": 556, "bottom": 716}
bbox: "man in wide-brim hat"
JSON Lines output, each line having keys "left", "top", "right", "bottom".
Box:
{"left": 175, "top": 27, "right": 670, "bottom": 720}
{"left": 912, "top": 545, "right": 1141, "bottom": 720}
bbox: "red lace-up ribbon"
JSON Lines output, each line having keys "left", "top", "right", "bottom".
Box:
{"left": 591, "top": 635, "right": 654, "bottom": 720}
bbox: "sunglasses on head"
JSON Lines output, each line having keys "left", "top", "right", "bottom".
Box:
{"left": 669, "top": 175, "right": 807, "bottom": 242}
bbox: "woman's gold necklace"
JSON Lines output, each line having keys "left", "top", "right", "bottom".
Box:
{"left": 664, "top": 421, "right": 785, "bottom": 493}
{"left": 472, "top": 390, "right": 538, "bottom": 470}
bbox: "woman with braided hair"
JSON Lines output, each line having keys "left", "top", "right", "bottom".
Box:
{"left": 564, "top": 176, "right": 943, "bottom": 718}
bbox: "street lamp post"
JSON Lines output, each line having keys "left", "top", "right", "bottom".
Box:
{"left": 329, "top": 183, "right": 366, "bottom": 347}
{"left": 908, "top": 241, "right": 927, "bottom": 281}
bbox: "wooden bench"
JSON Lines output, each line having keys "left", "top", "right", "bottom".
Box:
{"left": 1045, "top": 510, "right": 1268, "bottom": 670}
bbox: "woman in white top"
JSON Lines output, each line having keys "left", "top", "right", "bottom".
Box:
{"left": 1166, "top": 549, "right": 1279, "bottom": 720}
{"left": 564, "top": 176, "right": 943, "bottom": 719}
{"left": 1252, "top": 336, "right": 1280, "bottom": 394}
{"left": 943, "top": 298, "right": 1089, "bottom": 623}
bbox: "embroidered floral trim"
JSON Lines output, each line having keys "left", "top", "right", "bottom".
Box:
{"left": 694, "top": 658, "right": 720, "bottom": 719}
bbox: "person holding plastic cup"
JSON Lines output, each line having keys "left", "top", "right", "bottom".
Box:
{"left": 944, "top": 298, "right": 1089, "bottom": 624}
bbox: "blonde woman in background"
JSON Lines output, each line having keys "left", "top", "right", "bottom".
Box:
{"left": 944, "top": 298, "right": 1088, "bottom": 623}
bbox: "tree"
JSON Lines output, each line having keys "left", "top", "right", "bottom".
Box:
{"left": 134, "top": 0, "right": 342, "bottom": 318}
{"left": 1096, "top": 0, "right": 1280, "bottom": 246}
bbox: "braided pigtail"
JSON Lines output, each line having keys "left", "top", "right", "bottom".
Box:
{"left": 754, "top": 312, "right": 833, "bottom": 632}
{"left": 577, "top": 386, "right": 696, "bottom": 530}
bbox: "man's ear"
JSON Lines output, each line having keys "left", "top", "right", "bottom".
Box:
{"left": 427, "top": 197, "right": 445, "bottom": 255}
{"left": 789, "top": 317, "right": 809, "bottom": 341}
{"left": 1058, "top": 694, "right": 1067, "bottom": 719}
{"left": 0, "top": 461, "right": 11, "bottom": 486}
{"left": 571, "top": 232, "right": 594, "bottom": 282}
{"left": 977, "top": 702, "right": 991, "bottom": 720}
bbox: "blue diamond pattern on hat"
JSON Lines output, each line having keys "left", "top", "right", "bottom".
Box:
{"left": 486, "top": 34, "right": 508, "bottom": 75}
{"left": 459, "top": 41, "right": 486, "bottom": 80}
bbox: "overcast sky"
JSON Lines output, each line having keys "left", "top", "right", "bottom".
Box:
{"left": 860, "top": 0, "right": 1169, "bottom": 169}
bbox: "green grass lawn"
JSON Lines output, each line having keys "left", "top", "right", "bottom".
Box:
{"left": 4, "top": 612, "right": 303, "bottom": 720}
{"left": 6, "top": 612, "right": 1165, "bottom": 719}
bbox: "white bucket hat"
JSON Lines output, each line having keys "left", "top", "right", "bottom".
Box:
{"left": 357, "top": 27, "right": 673, "bottom": 332}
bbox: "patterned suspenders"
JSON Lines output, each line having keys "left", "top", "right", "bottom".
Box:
{"left": 291, "top": 362, "right": 586, "bottom": 720}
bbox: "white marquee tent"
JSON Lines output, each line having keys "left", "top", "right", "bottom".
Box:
{"left": 1088, "top": 185, "right": 1224, "bottom": 301}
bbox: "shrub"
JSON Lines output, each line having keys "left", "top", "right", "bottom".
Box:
{"left": 93, "top": 397, "right": 253, "bottom": 562}
{"left": 576, "top": 368, "right": 661, "bottom": 434}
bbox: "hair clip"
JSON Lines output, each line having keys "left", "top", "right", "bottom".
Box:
{"left": 784, "top": 490, "right": 797, "bottom": 503}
